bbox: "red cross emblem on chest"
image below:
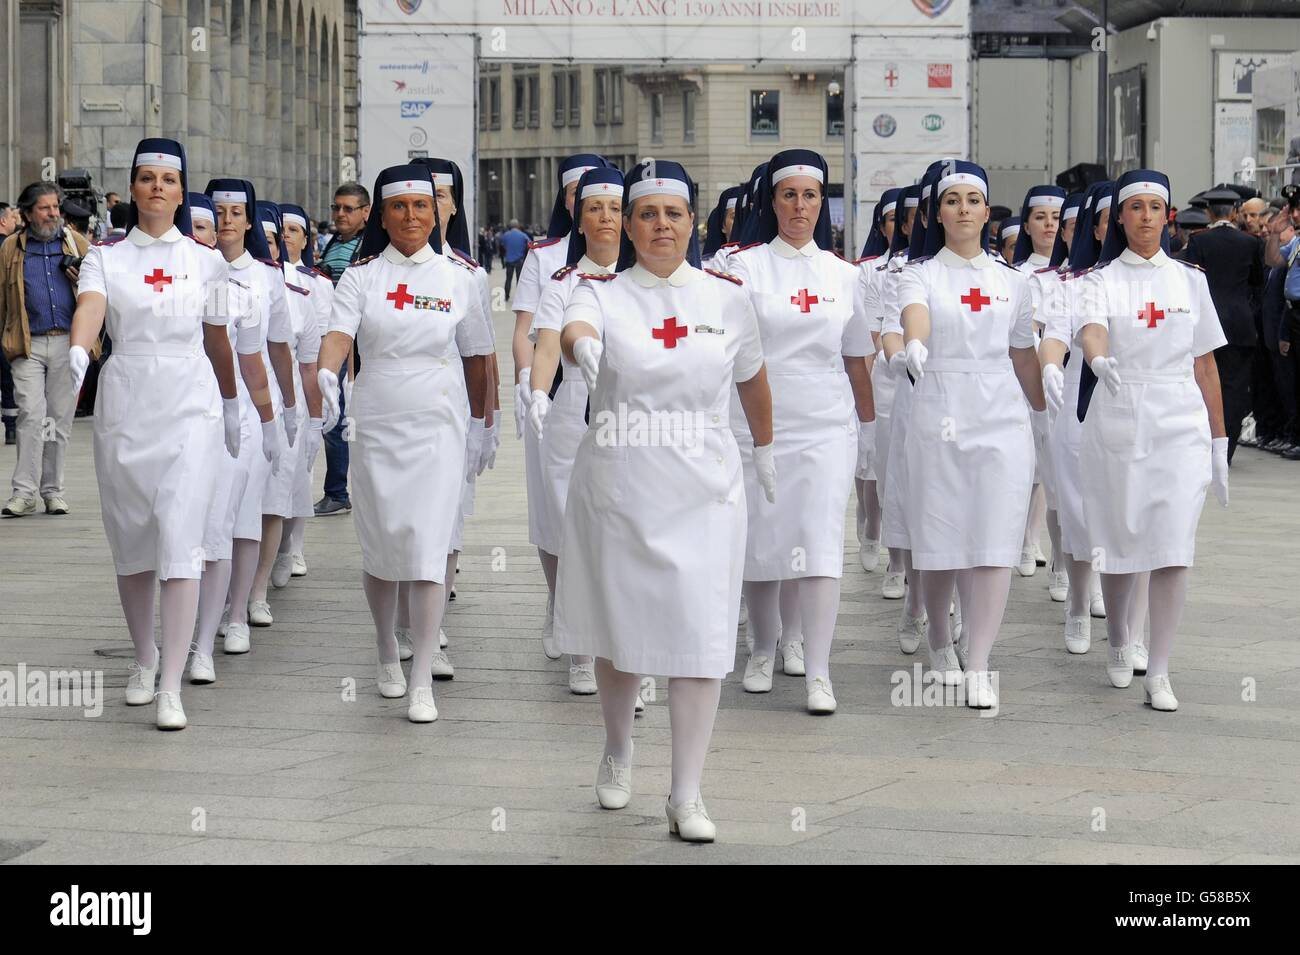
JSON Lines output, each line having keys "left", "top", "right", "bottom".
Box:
{"left": 386, "top": 283, "right": 415, "bottom": 310}
{"left": 1139, "top": 302, "right": 1165, "bottom": 328}
{"left": 652, "top": 317, "right": 688, "bottom": 348}
{"left": 791, "top": 288, "right": 819, "bottom": 312}
{"left": 961, "top": 287, "right": 991, "bottom": 312}
{"left": 144, "top": 268, "right": 173, "bottom": 292}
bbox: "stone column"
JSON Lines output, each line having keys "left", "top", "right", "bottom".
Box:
{"left": 186, "top": 0, "right": 211, "bottom": 187}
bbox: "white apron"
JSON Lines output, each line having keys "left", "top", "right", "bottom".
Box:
{"left": 1077, "top": 250, "right": 1226, "bottom": 572}
{"left": 330, "top": 243, "right": 494, "bottom": 581}
{"left": 553, "top": 264, "right": 764, "bottom": 678}
{"left": 896, "top": 248, "right": 1037, "bottom": 570}
{"left": 449, "top": 251, "right": 496, "bottom": 553}
{"left": 727, "top": 239, "right": 868, "bottom": 580}
{"left": 79, "top": 229, "right": 226, "bottom": 579}
{"left": 1050, "top": 354, "right": 1089, "bottom": 558}
{"left": 261, "top": 266, "right": 321, "bottom": 519}
{"left": 878, "top": 255, "right": 914, "bottom": 550}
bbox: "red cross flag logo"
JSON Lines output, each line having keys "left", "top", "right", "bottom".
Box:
{"left": 884, "top": 64, "right": 899, "bottom": 89}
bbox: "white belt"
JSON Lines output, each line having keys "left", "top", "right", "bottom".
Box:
{"left": 924, "top": 358, "right": 1013, "bottom": 374}
{"left": 362, "top": 356, "right": 455, "bottom": 372}
{"left": 112, "top": 342, "right": 202, "bottom": 358}
{"left": 1119, "top": 368, "right": 1191, "bottom": 384}
{"left": 766, "top": 364, "right": 846, "bottom": 377}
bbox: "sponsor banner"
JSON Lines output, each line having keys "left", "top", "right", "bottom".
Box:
{"left": 358, "top": 32, "right": 477, "bottom": 235}
{"left": 1217, "top": 51, "right": 1290, "bottom": 101}
{"left": 858, "top": 100, "right": 966, "bottom": 153}
{"left": 856, "top": 51, "right": 968, "bottom": 98}
{"left": 1213, "top": 101, "right": 1253, "bottom": 186}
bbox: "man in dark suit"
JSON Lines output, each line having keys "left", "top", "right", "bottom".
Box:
{"left": 1183, "top": 186, "right": 1266, "bottom": 462}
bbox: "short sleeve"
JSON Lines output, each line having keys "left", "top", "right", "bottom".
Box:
{"left": 841, "top": 267, "right": 872, "bottom": 357}
{"left": 1008, "top": 274, "right": 1036, "bottom": 349}
{"left": 880, "top": 269, "right": 904, "bottom": 337}
{"left": 1191, "top": 270, "right": 1229, "bottom": 357}
{"left": 1040, "top": 275, "right": 1074, "bottom": 347}
{"left": 1076, "top": 272, "right": 1109, "bottom": 334}
{"left": 312, "top": 275, "right": 333, "bottom": 338}
{"left": 229, "top": 280, "right": 263, "bottom": 354}
{"left": 529, "top": 275, "right": 568, "bottom": 340}
{"left": 328, "top": 264, "right": 364, "bottom": 339}
{"left": 264, "top": 268, "right": 293, "bottom": 343}
{"left": 860, "top": 266, "right": 884, "bottom": 337}
{"left": 563, "top": 279, "right": 603, "bottom": 338}
{"left": 295, "top": 296, "right": 322, "bottom": 363}
{"left": 723, "top": 250, "right": 750, "bottom": 287}
{"left": 731, "top": 290, "right": 764, "bottom": 383}
{"left": 512, "top": 248, "right": 543, "bottom": 313}
{"left": 455, "top": 270, "right": 495, "bottom": 357}
{"left": 475, "top": 268, "right": 495, "bottom": 345}
{"left": 76, "top": 245, "right": 107, "bottom": 297}
{"left": 199, "top": 248, "right": 230, "bottom": 327}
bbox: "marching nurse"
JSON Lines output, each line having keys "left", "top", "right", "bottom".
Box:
{"left": 555, "top": 160, "right": 772, "bottom": 841}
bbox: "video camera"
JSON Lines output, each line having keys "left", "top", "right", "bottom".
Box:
{"left": 56, "top": 167, "right": 102, "bottom": 236}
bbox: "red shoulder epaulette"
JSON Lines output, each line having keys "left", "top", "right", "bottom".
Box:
{"left": 1175, "top": 259, "right": 1205, "bottom": 272}
{"left": 832, "top": 250, "right": 850, "bottom": 262}
{"left": 1033, "top": 265, "right": 1057, "bottom": 274}
{"left": 285, "top": 282, "right": 310, "bottom": 296}
{"left": 350, "top": 254, "right": 378, "bottom": 267}
{"left": 719, "top": 241, "right": 740, "bottom": 250}
{"left": 528, "top": 236, "right": 563, "bottom": 251}
{"left": 95, "top": 236, "right": 127, "bottom": 247}
{"left": 731, "top": 241, "right": 763, "bottom": 255}
{"left": 257, "top": 257, "right": 281, "bottom": 269}
{"left": 579, "top": 272, "right": 616, "bottom": 282}
{"left": 453, "top": 248, "right": 480, "bottom": 269}
{"left": 551, "top": 264, "right": 577, "bottom": 281}
{"left": 854, "top": 254, "right": 881, "bottom": 265}
{"left": 705, "top": 268, "right": 743, "bottom": 286}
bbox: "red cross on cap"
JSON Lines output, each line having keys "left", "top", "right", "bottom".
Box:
{"left": 406, "top": 181, "right": 412, "bottom": 187}
{"left": 656, "top": 179, "right": 664, "bottom": 185}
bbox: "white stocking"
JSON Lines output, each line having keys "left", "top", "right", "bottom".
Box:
{"left": 964, "top": 566, "right": 1011, "bottom": 672}
{"left": 1065, "top": 555, "right": 1092, "bottom": 618}
{"left": 778, "top": 578, "right": 802, "bottom": 647}
{"left": 396, "top": 580, "right": 410, "bottom": 629}
{"left": 1023, "top": 483, "right": 1045, "bottom": 550}
{"left": 668, "top": 676, "right": 721, "bottom": 805}
{"left": 286, "top": 516, "right": 305, "bottom": 555}
{"left": 158, "top": 577, "right": 200, "bottom": 693}
{"left": 1099, "top": 572, "right": 1137, "bottom": 648}
{"left": 1129, "top": 570, "right": 1151, "bottom": 649}
{"left": 886, "top": 546, "right": 906, "bottom": 575}
{"left": 798, "top": 576, "right": 840, "bottom": 683}
{"left": 903, "top": 550, "right": 924, "bottom": 618}
{"left": 863, "top": 479, "right": 882, "bottom": 541}
{"left": 195, "top": 559, "right": 232, "bottom": 656}
{"left": 251, "top": 515, "right": 283, "bottom": 604}
{"left": 1046, "top": 508, "right": 1063, "bottom": 572}
{"left": 116, "top": 571, "right": 158, "bottom": 667}
{"left": 226, "top": 537, "right": 260, "bottom": 625}
{"left": 406, "top": 579, "right": 446, "bottom": 691}
{"left": 1144, "top": 567, "right": 1185, "bottom": 677}
{"left": 363, "top": 572, "right": 400, "bottom": 664}
{"left": 922, "top": 569, "right": 957, "bottom": 651}
{"left": 742, "top": 580, "right": 781, "bottom": 658}
{"left": 595, "top": 656, "right": 640, "bottom": 763}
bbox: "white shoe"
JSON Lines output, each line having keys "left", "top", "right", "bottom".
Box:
{"left": 1017, "top": 548, "right": 1036, "bottom": 577}
{"left": 223, "top": 621, "right": 251, "bottom": 654}
{"left": 1064, "top": 614, "right": 1091, "bottom": 655}
{"left": 897, "top": 610, "right": 927, "bottom": 654}
{"left": 859, "top": 539, "right": 881, "bottom": 572}
{"left": 569, "top": 661, "right": 597, "bottom": 694}
{"left": 541, "top": 594, "right": 560, "bottom": 659}
{"left": 927, "top": 643, "right": 963, "bottom": 686}
{"left": 216, "top": 607, "right": 230, "bottom": 637}
{"left": 806, "top": 676, "right": 837, "bottom": 714}
{"left": 1048, "top": 569, "right": 1068, "bottom": 602}
{"left": 1143, "top": 673, "right": 1178, "bottom": 711}
{"left": 430, "top": 650, "right": 455, "bottom": 680}
{"left": 1106, "top": 645, "right": 1134, "bottom": 688}
{"left": 408, "top": 686, "right": 438, "bottom": 722}
{"left": 964, "top": 670, "right": 998, "bottom": 709}
{"left": 377, "top": 662, "right": 407, "bottom": 698}
{"left": 248, "top": 600, "right": 273, "bottom": 627}
{"left": 439, "top": 627, "right": 448, "bottom": 649}
{"left": 270, "top": 553, "right": 294, "bottom": 589}
{"left": 125, "top": 657, "right": 158, "bottom": 705}
{"left": 1129, "top": 642, "right": 1148, "bottom": 674}
{"left": 291, "top": 552, "right": 307, "bottom": 577}
{"left": 742, "top": 655, "right": 774, "bottom": 693}
{"left": 780, "top": 640, "right": 805, "bottom": 676}
{"left": 882, "top": 571, "right": 905, "bottom": 599}
{"left": 666, "top": 797, "right": 716, "bottom": 842}
{"left": 595, "top": 751, "right": 632, "bottom": 809}
{"left": 394, "top": 627, "right": 414, "bottom": 661}
{"left": 188, "top": 647, "right": 215, "bottom": 685}
{"left": 155, "top": 691, "right": 187, "bottom": 730}
{"left": 1090, "top": 578, "right": 1106, "bottom": 618}
{"left": 1032, "top": 543, "right": 1047, "bottom": 567}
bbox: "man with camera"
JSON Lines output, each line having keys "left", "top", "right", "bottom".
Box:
{"left": 0, "top": 182, "right": 93, "bottom": 516}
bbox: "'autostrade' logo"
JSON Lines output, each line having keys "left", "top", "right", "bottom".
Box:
{"left": 872, "top": 114, "right": 897, "bottom": 138}
{"left": 379, "top": 61, "right": 430, "bottom": 74}
{"left": 401, "top": 101, "right": 433, "bottom": 119}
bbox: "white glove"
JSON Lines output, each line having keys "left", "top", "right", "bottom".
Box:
{"left": 282, "top": 402, "right": 298, "bottom": 448}
{"left": 318, "top": 368, "right": 340, "bottom": 432}
{"left": 305, "top": 416, "right": 324, "bottom": 467}
{"left": 1030, "top": 409, "right": 1049, "bottom": 454}
{"left": 222, "top": 397, "right": 241, "bottom": 459}
{"left": 514, "top": 367, "right": 532, "bottom": 440}
{"left": 753, "top": 442, "right": 776, "bottom": 504}
{"left": 857, "top": 420, "right": 876, "bottom": 479}
{"left": 262, "top": 418, "right": 283, "bottom": 475}
{"left": 1090, "top": 355, "right": 1122, "bottom": 397}
{"left": 1042, "top": 363, "right": 1065, "bottom": 416}
{"left": 466, "top": 417, "right": 487, "bottom": 478}
{"left": 482, "top": 416, "right": 500, "bottom": 471}
{"left": 904, "top": 339, "right": 928, "bottom": 380}
{"left": 342, "top": 373, "right": 353, "bottom": 411}
{"left": 1211, "top": 436, "right": 1229, "bottom": 507}
{"left": 886, "top": 350, "right": 908, "bottom": 380}
{"left": 572, "top": 337, "right": 603, "bottom": 393}
{"left": 68, "top": 344, "right": 90, "bottom": 393}
{"left": 528, "top": 389, "right": 551, "bottom": 441}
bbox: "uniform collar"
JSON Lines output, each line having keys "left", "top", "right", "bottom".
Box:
{"left": 382, "top": 242, "right": 436, "bottom": 265}
{"left": 771, "top": 235, "right": 819, "bottom": 258}
{"left": 1026, "top": 252, "right": 1050, "bottom": 267}
{"left": 577, "top": 254, "right": 613, "bottom": 275}
{"left": 127, "top": 225, "right": 183, "bottom": 247}
{"left": 936, "top": 246, "right": 993, "bottom": 269}
{"left": 1209, "top": 219, "right": 1236, "bottom": 229}
{"left": 228, "top": 249, "right": 255, "bottom": 269}
{"left": 627, "top": 261, "right": 700, "bottom": 287}
{"left": 1119, "top": 246, "right": 1170, "bottom": 268}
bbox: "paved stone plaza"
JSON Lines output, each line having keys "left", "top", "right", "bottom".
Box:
{"left": 2, "top": 283, "right": 1298, "bottom": 864}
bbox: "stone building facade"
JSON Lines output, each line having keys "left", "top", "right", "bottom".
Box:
{"left": 1, "top": 0, "right": 357, "bottom": 221}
